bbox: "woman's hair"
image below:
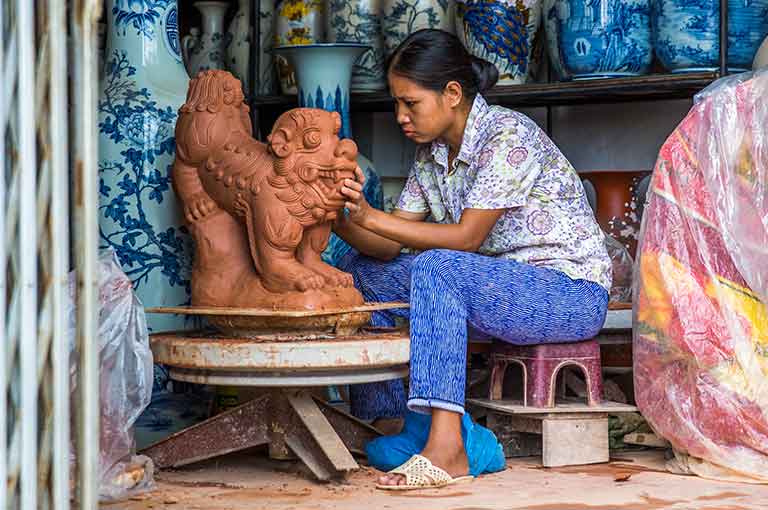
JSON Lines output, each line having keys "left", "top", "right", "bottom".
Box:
{"left": 387, "top": 29, "right": 499, "bottom": 100}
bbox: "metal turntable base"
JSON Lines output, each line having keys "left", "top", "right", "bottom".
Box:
{"left": 140, "top": 304, "right": 409, "bottom": 481}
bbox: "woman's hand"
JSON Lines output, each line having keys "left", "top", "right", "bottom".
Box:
{"left": 340, "top": 166, "right": 371, "bottom": 225}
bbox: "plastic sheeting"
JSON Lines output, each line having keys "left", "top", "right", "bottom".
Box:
{"left": 634, "top": 69, "right": 768, "bottom": 482}
{"left": 69, "top": 249, "right": 155, "bottom": 500}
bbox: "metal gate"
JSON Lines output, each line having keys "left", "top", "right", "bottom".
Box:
{"left": 2, "top": 1, "right": 101, "bottom": 509}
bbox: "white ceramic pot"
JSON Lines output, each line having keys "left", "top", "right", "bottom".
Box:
{"left": 325, "top": 0, "right": 387, "bottom": 92}
{"left": 182, "top": 1, "right": 229, "bottom": 77}
{"left": 381, "top": 0, "right": 455, "bottom": 55}
{"left": 226, "top": 0, "right": 252, "bottom": 93}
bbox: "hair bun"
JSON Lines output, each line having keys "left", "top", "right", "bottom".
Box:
{"left": 470, "top": 56, "right": 499, "bottom": 93}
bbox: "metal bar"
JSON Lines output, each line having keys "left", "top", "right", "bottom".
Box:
{"left": 17, "top": 1, "right": 39, "bottom": 509}
{"left": 0, "top": 0, "right": 7, "bottom": 507}
{"left": 49, "top": 0, "right": 72, "bottom": 506}
{"left": 719, "top": 0, "right": 728, "bottom": 76}
{"left": 71, "top": 0, "right": 103, "bottom": 507}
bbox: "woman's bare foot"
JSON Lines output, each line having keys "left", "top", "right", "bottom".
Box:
{"left": 377, "top": 409, "right": 469, "bottom": 487}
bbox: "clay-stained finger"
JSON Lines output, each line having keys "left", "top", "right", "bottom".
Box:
{"left": 354, "top": 166, "right": 366, "bottom": 184}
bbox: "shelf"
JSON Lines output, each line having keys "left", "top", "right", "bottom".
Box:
{"left": 251, "top": 72, "right": 720, "bottom": 112}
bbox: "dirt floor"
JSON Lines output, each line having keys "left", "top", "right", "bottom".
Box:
{"left": 102, "top": 450, "right": 768, "bottom": 510}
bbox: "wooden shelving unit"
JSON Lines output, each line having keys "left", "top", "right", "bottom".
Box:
{"left": 249, "top": 71, "right": 721, "bottom": 137}
{"left": 251, "top": 71, "right": 719, "bottom": 111}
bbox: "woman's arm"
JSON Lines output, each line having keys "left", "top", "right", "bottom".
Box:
{"left": 333, "top": 208, "right": 428, "bottom": 260}
{"left": 358, "top": 207, "right": 504, "bottom": 252}
{"left": 340, "top": 168, "right": 505, "bottom": 253}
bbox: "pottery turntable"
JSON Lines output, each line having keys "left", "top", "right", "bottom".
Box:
{"left": 137, "top": 71, "right": 414, "bottom": 481}
{"left": 141, "top": 303, "right": 409, "bottom": 481}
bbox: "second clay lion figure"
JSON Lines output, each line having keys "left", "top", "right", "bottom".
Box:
{"left": 172, "top": 70, "right": 364, "bottom": 310}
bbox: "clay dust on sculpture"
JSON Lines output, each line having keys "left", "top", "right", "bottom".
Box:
{"left": 172, "top": 70, "right": 365, "bottom": 312}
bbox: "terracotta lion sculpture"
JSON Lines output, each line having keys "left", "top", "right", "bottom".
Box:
{"left": 172, "top": 70, "right": 364, "bottom": 310}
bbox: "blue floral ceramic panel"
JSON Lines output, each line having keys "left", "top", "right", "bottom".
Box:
{"left": 112, "top": 0, "right": 173, "bottom": 39}
{"left": 546, "top": 0, "right": 652, "bottom": 80}
{"left": 98, "top": 50, "right": 192, "bottom": 303}
{"left": 652, "top": 0, "right": 768, "bottom": 72}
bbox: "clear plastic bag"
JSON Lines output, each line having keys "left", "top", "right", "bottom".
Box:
{"left": 69, "top": 249, "right": 155, "bottom": 500}
{"left": 634, "top": 69, "right": 768, "bottom": 482}
{"left": 605, "top": 233, "right": 634, "bottom": 304}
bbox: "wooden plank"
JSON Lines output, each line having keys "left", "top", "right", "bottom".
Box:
{"left": 286, "top": 391, "right": 358, "bottom": 472}
{"left": 468, "top": 398, "right": 638, "bottom": 415}
{"left": 487, "top": 414, "right": 542, "bottom": 458}
{"left": 623, "top": 432, "right": 671, "bottom": 449}
{"left": 542, "top": 417, "right": 609, "bottom": 468}
{"left": 145, "top": 302, "right": 409, "bottom": 317}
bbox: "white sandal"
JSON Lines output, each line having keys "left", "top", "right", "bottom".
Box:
{"left": 375, "top": 454, "right": 474, "bottom": 491}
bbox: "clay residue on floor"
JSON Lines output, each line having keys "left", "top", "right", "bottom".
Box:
{"left": 101, "top": 451, "right": 768, "bottom": 510}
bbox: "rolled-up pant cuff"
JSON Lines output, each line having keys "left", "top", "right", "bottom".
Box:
{"left": 407, "top": 397, "right": 465, "bottom": 415}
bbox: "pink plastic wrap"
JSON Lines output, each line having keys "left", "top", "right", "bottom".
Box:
{"left": 633, "top": 69, "right": 768, "bottom": 482}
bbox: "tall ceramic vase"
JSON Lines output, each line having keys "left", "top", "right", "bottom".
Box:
{"left": 456, "top": 0, "right": 542, "bottom": 85}
{"left": 226, "top": 0, "right": 252, "bottom": 94}
{"left": 182, "top": 1, "right": 229, "bottom": 77}
{"left": 381, "top": 0, "right": 456, "bottom": 55}
{"left": 273, "top": 44, "right": 384, "bottom": 266}
{"left": 325, "top": 0, "right": 387, "bottom": 92}
{"left": 99, "top": 0, "right": 192, "bottom": 332}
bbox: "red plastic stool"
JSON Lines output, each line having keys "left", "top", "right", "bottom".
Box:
{"left": 488, "top": 339, "right": 603, "bottom": 407}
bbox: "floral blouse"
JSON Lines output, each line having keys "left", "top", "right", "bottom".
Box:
{"left": 396, "top": 95, "right": 612, "bottom": 291}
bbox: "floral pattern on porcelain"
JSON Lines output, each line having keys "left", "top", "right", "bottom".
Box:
{"left": 182, "top": 2, "right": 229, "bottom": 77}
{"left": 545, "top": 0, "right": 652, "bottom": 80}
{"left": 99, "top": 51, "right": 192, "bottom": 296}
{"left": 456, "top": 0, "right": 542, "bottom": 85}
{"left": 397, "top": 95, "right": 612, "bottom": 290}
{"left": 327, "top": 0, "right": 387, "bottom": 91}
{"left": 382, "top": 0, "right": 455, "bottom": 54}
{"left": 652, "top": 0, "right": 768, "bottom": 72}
{"left": 112, "top": 0, "right": 174, "bottom": 39}
{"left": 100, "top": 0, "right": 191, "bottom": 333}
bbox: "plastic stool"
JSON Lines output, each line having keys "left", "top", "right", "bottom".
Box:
{"left": 488, "top": 339, "right": 603, "bottom": 407}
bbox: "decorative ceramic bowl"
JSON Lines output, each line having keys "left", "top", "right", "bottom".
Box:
{"left": 456, "top": 0, "right": 543, "bottom": 85}
{"left": 545, "top": 0, "right": 652, "bottom": 80}
{"left": 652, "top": 0, "right": 768, "bottom": 73}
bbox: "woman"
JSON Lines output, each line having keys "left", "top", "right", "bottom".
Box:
{"left": 333, "top": 29, "right": 612, "bottom": 490}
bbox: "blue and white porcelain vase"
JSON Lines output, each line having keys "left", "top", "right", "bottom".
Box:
{"left": 456, "top": 0, "right": 542, "bottom": 85}
{"left": 99, "top": 0, "right": 192, "bottom": 332}
{"left": 652, "top": 0, "right": 768, "bottom": 73}
{"left": 381, "top": 0, "right": 456, "bottom": 55}
{"left": 273, "top": 44, "right": 384, "bottom": 266}
{"left": 182, "top": 1, "right": 229, "bottom": 77}
{"left": 545, "top": 0, "right": 652, "bottom": 80}
{"left": 326, "top": 0, "right": 387, "bottom": 92}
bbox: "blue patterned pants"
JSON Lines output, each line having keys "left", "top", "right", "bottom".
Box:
{"left": 338, "top": 249, "right": 609, "bottom": 420}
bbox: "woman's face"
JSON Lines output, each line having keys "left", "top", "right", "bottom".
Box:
{"left": 388, "top": 73, "right": 457, "bottom": 144}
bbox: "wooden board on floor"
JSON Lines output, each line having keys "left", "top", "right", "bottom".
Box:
{"left": 468, "top": 398, "right": 637, "bottom": 415}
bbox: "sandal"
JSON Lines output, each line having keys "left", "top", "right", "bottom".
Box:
{"left": 375, "top": 454, "right": 474, "bottom": 491}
